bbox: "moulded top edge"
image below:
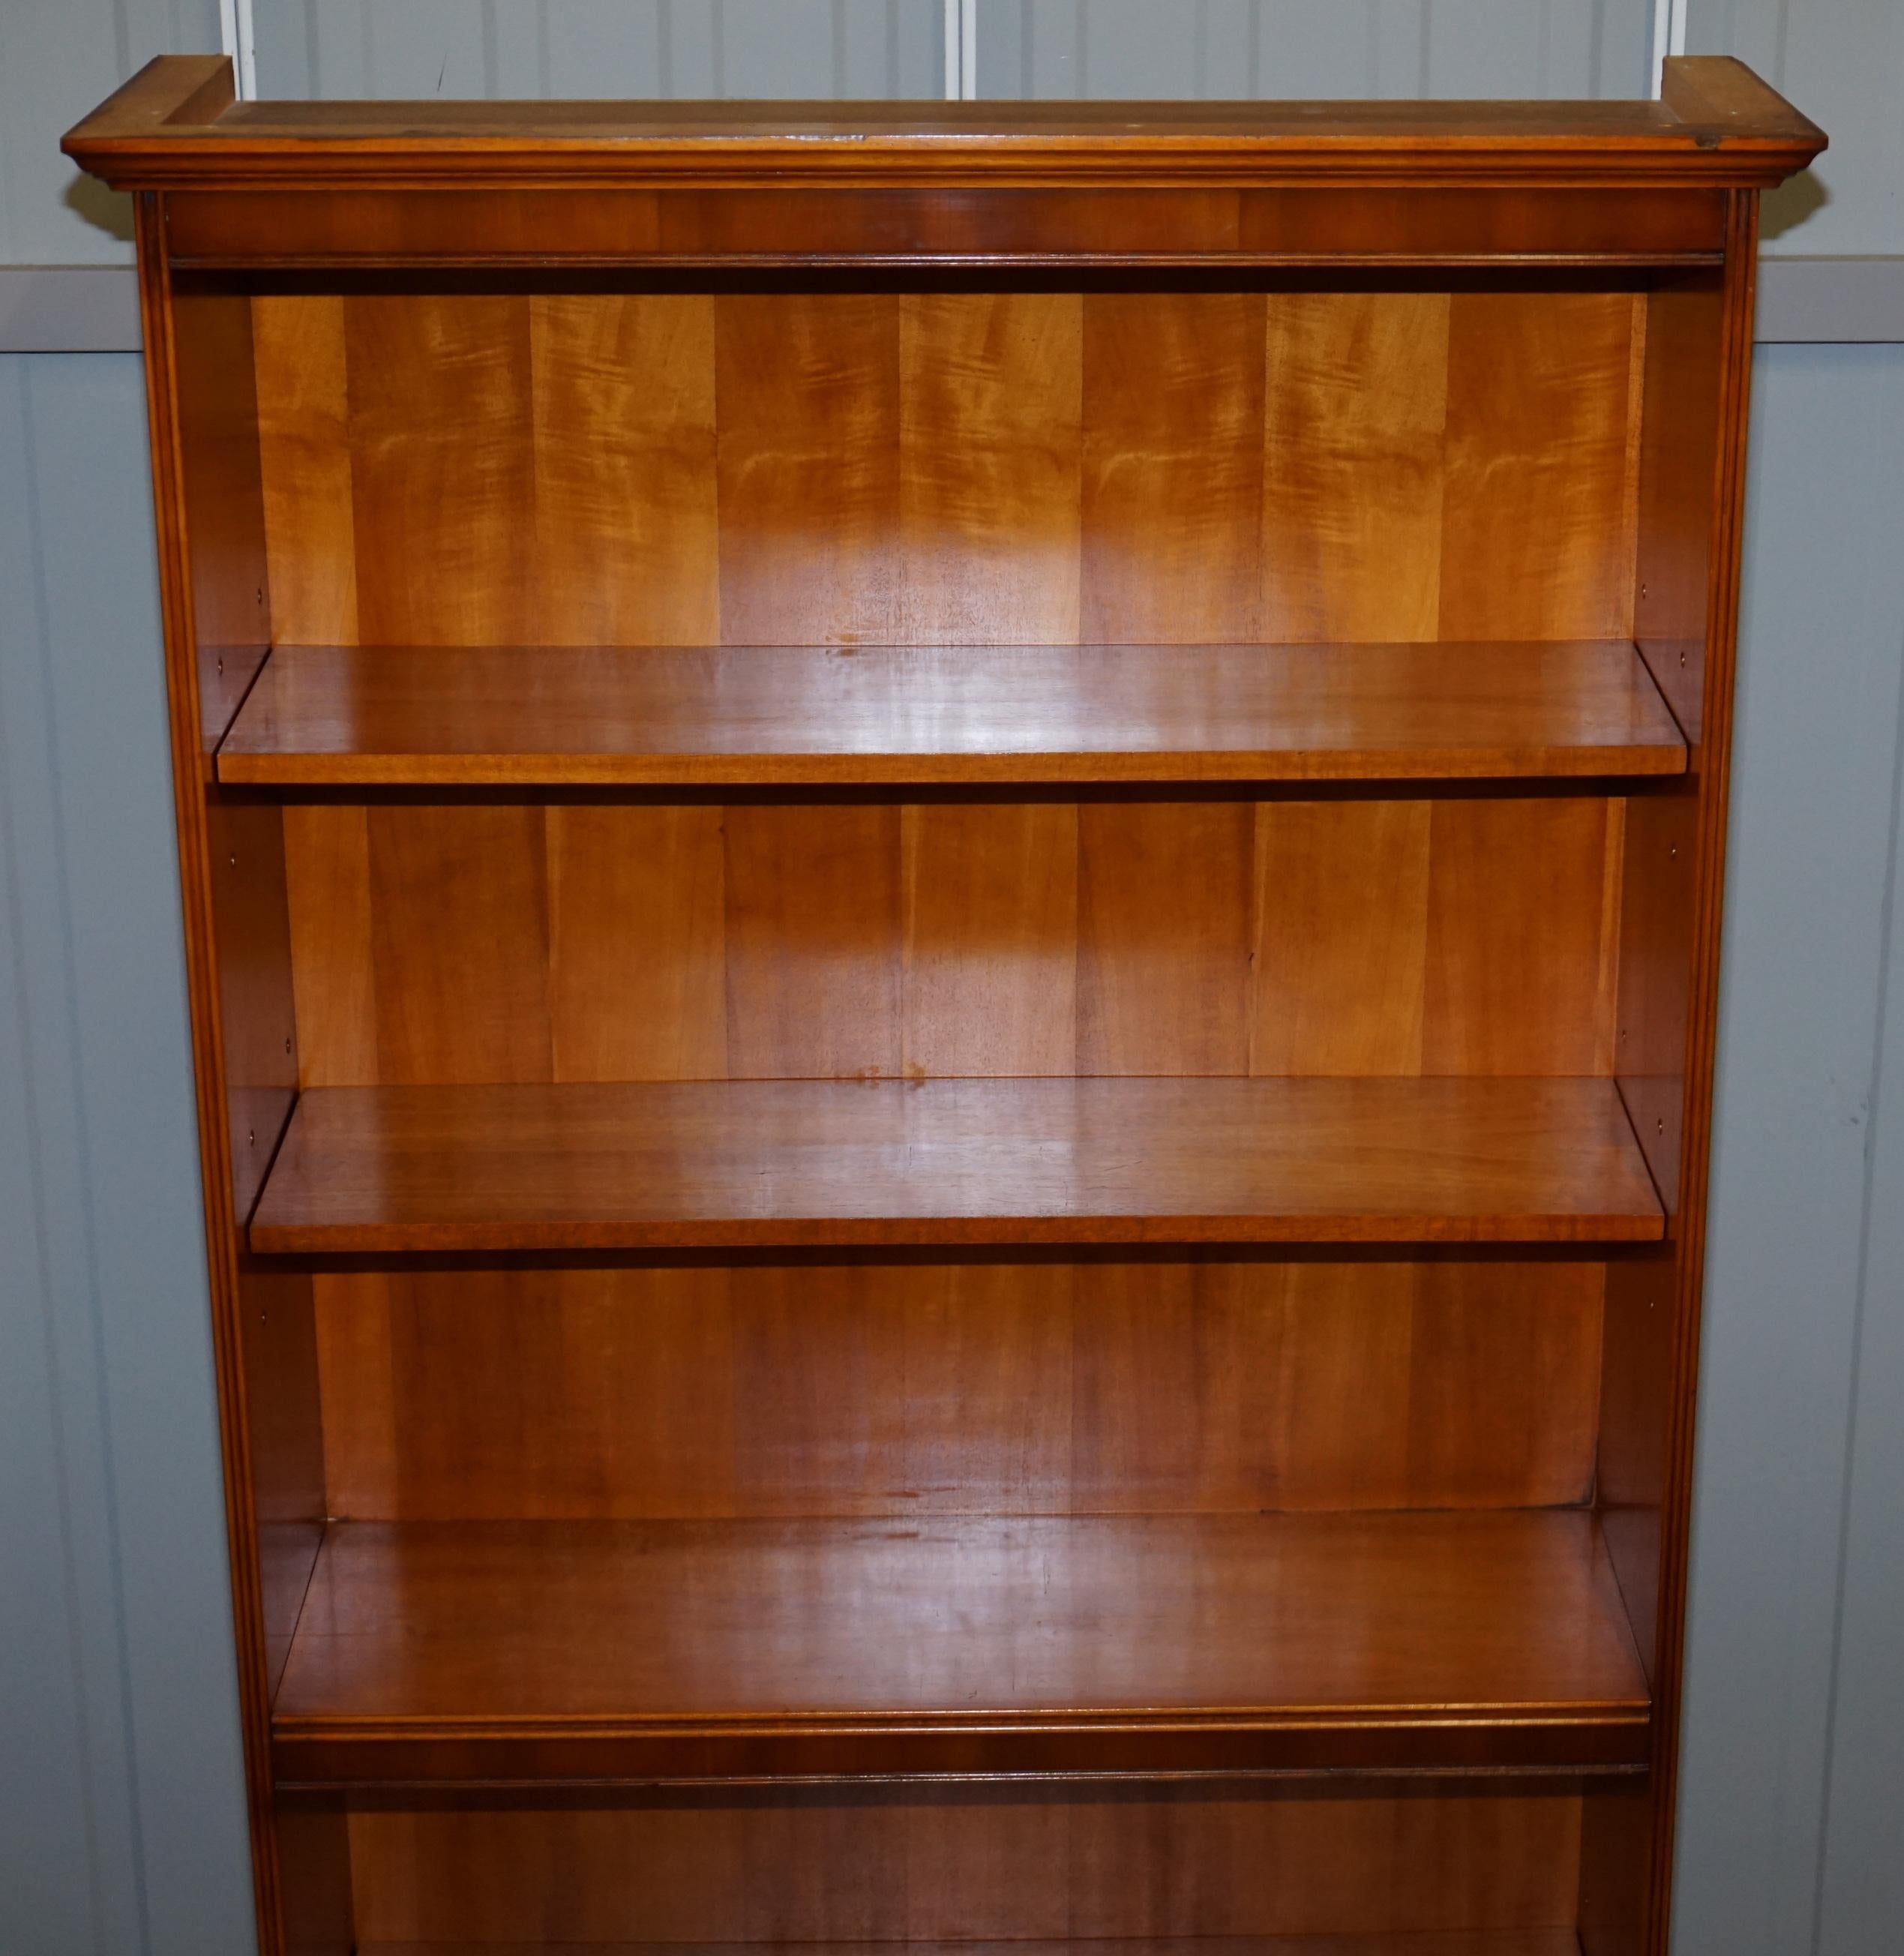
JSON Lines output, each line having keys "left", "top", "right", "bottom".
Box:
{"left": 64, "top": 55, "right": 1825, "bottom": 194}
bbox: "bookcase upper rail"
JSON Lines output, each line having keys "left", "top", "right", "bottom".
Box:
{"left": 65, "top": 55, "right": 1823, "bottom": 194}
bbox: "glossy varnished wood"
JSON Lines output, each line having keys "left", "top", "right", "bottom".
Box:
{"left": 249, "top": 1076, "right": 1662, "bottom": 1253}
{"left": 310, "top": 1260, "right": 1605, "bottom": 1521}
{"left": 271, "top": 1510, "right": 1648, "bottom": 1783}
{"left": 344, "top": 1785, "right": 1584, "bottom": 1942}
{"left": 354, "top": 1938, "right": 1583, "bottom": 1956}
{"left": 216, "top": 640, "right": 1686, "bottom": 786}
{"left": 247, "top": 289, "right": 1650, "bottom": 657}
{"left": 279, "top": 796, "right": 1627, "bottom": 1085}
{"left": 65, "top": 56, "right": 1822, "bottom": 194}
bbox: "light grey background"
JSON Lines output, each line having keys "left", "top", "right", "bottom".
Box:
{"left": 1, "top": 4, "right": 1898, "bottom": 1952}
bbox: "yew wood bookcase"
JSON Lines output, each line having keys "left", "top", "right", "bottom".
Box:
{"left": 67, "top": 55, "right": 1822, "bottom": 1956}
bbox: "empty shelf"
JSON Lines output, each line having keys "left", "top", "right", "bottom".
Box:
{"left": 214, "top": 640, "right": 1687, "bottom": 787}
{"left": 271, "top": 1510, "right": 1650, "bottom": 1785}
{"left": 247, "top": 1076, "right": 1665, "bottom": 1254}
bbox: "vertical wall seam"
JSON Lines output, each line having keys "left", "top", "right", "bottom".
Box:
{"left": 18, "top": 362, "right": 154, "bottom": 1956}
{"left": 1807, "top": 512, "right": 1904, "bottom": 1956}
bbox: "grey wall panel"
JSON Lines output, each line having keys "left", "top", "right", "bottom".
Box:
{"left": 0, "top": 0, "right": 221, "bottom": 263}
{"left": 0, "top": 353, "right": 258, "bottom": 1956}
{"left": 1691, "top": 0, "right": 1904, "bottom": 255}
{"left": 1675, "top": 344, "right": 1904, "bottom": 1956}
{"left": 976, "top": 0, "right": 1651, "bottom": 98}
{"left": 1816, "top": 722, "right": 1904, "bottom": 1954}
{"left": 252, "top": 0, "right": 945, "bottom": 100}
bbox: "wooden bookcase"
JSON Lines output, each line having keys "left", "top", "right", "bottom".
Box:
{"left": 67, "top": 56, "right": 1821, "bottom": 1956}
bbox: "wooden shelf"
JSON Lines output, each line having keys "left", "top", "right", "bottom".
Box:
{"left": 213, "top": 641, "right": 1687, "bottom": 788}
{"left": 247, "top": 1076, "right": 1663, "bottom": 1254}
{"left": 271, "top": 1511, "right": 1649, "bottom": 1785}
{"left": 355, "top": 1939, "right": 1582, "bottom": 1955}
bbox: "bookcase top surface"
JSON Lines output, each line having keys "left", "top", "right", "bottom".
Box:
{"left": 67, "top": 54, "right": 1822, "bottom": 193}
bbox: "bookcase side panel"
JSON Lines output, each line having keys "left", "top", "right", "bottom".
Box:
{"left": 151, "top": 237, "right": 343, "bottom": 1954}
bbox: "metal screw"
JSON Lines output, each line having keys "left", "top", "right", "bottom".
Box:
{"left": 284, "top": 1037, "right": 293, "bottom": 1055}
{"left": 247, "top": 1128, "right": 256, "bottom": 1148}
{"left": 1669, "top": 845, "right": 1678, "bottom": 860}
{"left": 1656, "top": 1118, "right": 1666, "bottom": 1136}
{"left": 216, "top": 656, "right": 225, "bottom": 676}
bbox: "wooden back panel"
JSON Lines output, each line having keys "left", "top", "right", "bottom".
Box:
{"left": 282, "top": 795, "right": 1624, "bottom": 1086}
{"left": 313, "top": 1258, "right": 1603, "bottom": 1522}
{"left": 253, "top": 288, "right": 1642, "bottom": 649}
{"left": 342, "top": 1779, "right": 1584, "bottom": 1945}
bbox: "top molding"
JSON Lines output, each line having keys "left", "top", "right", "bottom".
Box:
{"left": 67, "top": 55, "right": 1823, "bottom": 194}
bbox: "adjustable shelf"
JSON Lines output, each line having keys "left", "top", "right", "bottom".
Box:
{"left": 72, "top": 49, "right": 1818, "bottom": 1956}
{"left": 247, "top": 1076, "right": 1665, "bottom": 1255}
{"left": 214, "top": 640, "right": 1687, "bottom": 788}
{"left": 353, "top": 1942, "right": 1585, "bottom": 1956}
{"left": 271, "top": 1510, "right": 1649, "bottom": 1786}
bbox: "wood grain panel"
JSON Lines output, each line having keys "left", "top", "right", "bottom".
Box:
{"left": 1251, "top": 801, "right": 1430, "bottom": 1076}
{"left": 731, "top": 1264, "right": 904, "bottom": 1516}
{"left": 1262, "top": 292, "right": 1450, "bottom": 642}
{"left": 721, "top": 804, "right": 902, "bottom": 1079}
{"left": 1081, "top": 293, "right": 1264, "bottom": 644}
{"left": 344, "top": 293, "right": 538, "bottom": 645}
{"left": 347, "top": 1788, "right": 1582, "bottom": 1944}
{"left": 172, "top": 289, "right": 272, "bottom": 737}
{"left": 252, "top": 1076, "right": 1663, "bottom": 1253}
{"left": 716, "top": 295, "right": 901, "bottom": 645}
{"left": 1438, "top": 292, "right": 1639, "bottom": 641}
{"left": 898, "top": 292, "right": 1081, "bottom": 644}
{"left": 1423, "top": 799, "right": 1624, "bottom": 1076}
{"left": 1069, "top": 1262, "right": 1267, "bottom": 1513}
{"left": 311, "top": 1271, "right": 398, "bottom": 1522}
{"left": 366, "top": 805, "right": 552, "bottom": 1084}
{"left": 313, "top": 1260, "right": 1602, "bottom": 1522}
{"left": 547, "top": 806, "right": 727, "bottom": 1082}
{"left": 283, "top": 797, "right": 1625, "bottom": 1087}
{"left": 1633, "top": 280, "right": 1726, "bottom": 740}
{"left": 901, "top": 802, "right": 1078, "bottom": 1077}
{"left": 283, "top": 806, "right": 376, "bottom": 1088}
{"left": 1266, "top": 1262, "right": 1417, "bottom": 1509}
{"left": 217, "top": 639, "right": 1689, "bottom": 788}
{"left": 272, "top": 1510, "right": 1649, "bottom": 1781}
{"left": 1077, "top": 802, "right": 1254, "bottom": 1076}
{"left": 1408, "top": 1262, "right": 1604, "bottom": 1508}
{"left": 529, "top": 294, "right": 719, "bottom": 646}
{"left": 252, "top": 294, "right": 357, "bottom": 646}
{"left": 247, "top": 291, "right": 1657, "bottom": 666}
{"left": 317, "top": 1268, "right": 740, "bottom": 1524}
{"left": 899, "top": 1262, "right": 1075, "bottom": 1517}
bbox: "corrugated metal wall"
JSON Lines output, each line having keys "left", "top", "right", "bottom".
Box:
{"left": 2, "top": 5, "right": 1899, "bottom": 1952}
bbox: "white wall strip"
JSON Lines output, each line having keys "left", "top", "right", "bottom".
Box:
{"left": 943, "top": 0, "right": 977, "bottom": 100}
{"left": 1652, "top": 0, "right": 1689, "bottom": 97}
{"left": 217, "top": 0, "right": 257, "bottom": 100}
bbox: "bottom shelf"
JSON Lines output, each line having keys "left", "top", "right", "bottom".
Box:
{"left": 272, "top": 1510, "right": 1648, "bottom": 1784}
{"left": 353, "top": 1938, "right": 1582, "bottom": 1955}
